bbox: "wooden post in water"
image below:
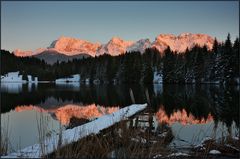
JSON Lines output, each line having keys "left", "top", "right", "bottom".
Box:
{"left": 129, "top": 88, "right": 136, "bottom": 129}
{"left": 129, "top": 88, "right": 135, "bottom": 104}
{"left": 145, "top": 88, "right": 154, "bottom": 145}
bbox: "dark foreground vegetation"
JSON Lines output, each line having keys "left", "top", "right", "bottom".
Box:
{"left": 47, "top": 108, "right": 239, "bottom": 159}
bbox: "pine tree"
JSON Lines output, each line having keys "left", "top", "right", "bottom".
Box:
{"left": 163, "top": 46, "right": 175, "bottom": 83}
{"left": 141, "top": 52, "right": 153, "bottom": 84}
{"left": 132, "top": 52, "right": 142, "bottom": 83}
{"left": 193, "top": 46, "right": 204, "bottom": 83}
{"left": 233, "top": 37, "right": 239, "bottom": 83}
{"left": 212, "top": 38, "right": 219, "bottom": 54}
{"left": 223, "top": 33, "right": 234, "bottom": 83}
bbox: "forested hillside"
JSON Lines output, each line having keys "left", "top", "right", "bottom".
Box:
{"left": 1, "top": 34, "right": 239, "bottom": 84}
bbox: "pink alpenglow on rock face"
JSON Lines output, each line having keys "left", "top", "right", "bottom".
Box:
{"left": 48, "top": 36, "right": 101, "bottom": 56}
{"left": 13, "top": 49, "right": 47, "bottom": 57}
{"left": 96, "top": 37, "right": 134, "bottom": 56}
{"left": 127, "top": 39, "right": 152, "bottom": 54}
{"left": 13, "top": 49, "right": 33, "bottom": 57}
{"left": 152, "top": 33, "right": 214, "bottom": 53}
{"left": 13, "top": 33, "right": 216, "bottom": 61}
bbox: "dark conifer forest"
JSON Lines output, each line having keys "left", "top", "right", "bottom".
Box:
{"left": 1, "top": 34, "right": 239, "bottom": 84}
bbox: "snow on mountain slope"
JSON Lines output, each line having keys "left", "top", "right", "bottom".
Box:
{"left": 152, "top": 33, "right": 214, "bottom": 53}
{"left": 13, "top": 33, "right": 215, "bottom": 61}
{"left": 127, "top": 39, "right": 151, "bottom": 54}
{"left": 14, "top": 49, "right": 33, "bottom": 57}
{"left": 96, "top": 37, "right": 134, "bottom": 56}
{"left": 14, "top": 48, "right": 46, "bottom": 57}
{"left": 13, "top": 36, "right": 100, "bottom": 57}
{"left": 49, "top": 36, "right": 101, "bottom": 56}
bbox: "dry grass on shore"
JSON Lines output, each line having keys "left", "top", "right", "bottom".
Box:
{"left": 46, "top": 119, "right": 173, "bottom": 159}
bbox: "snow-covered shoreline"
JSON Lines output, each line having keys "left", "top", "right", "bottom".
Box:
{"left": 2, "top": 71, "right": 236, "bottom": 85}
{"left": 55, "top": 74, "right": 80, "bottom": 83}
{"left": 1, "top": 72, "right": 38, "bottom": 83}
{"left": 2, "top": 104, "right": 147, "bottom": 158}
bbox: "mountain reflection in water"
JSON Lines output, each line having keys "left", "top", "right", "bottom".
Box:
{"left": 1, "top": 84, "right": 239, "bottom": 152}
{"left": 156, "top": 107, "right": 213, "bottom": 125}
{"left": 15, "top": 104, "right": 119, "bottom": 125}
{"left": 1, "top": 84, "right": 239, "bottom": 128}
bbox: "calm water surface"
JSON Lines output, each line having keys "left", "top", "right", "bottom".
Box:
{"left": 1, "top": 83, "right": 239, "bottom": 152}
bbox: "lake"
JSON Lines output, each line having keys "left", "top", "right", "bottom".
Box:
{"left": 1, "top": 83, "right": 239, "bottom": 153}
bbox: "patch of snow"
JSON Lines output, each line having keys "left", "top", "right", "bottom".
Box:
{"left": 138, "top": 115, "right": 149, "bottom": 121}
{"left": 55, "top": 74, "right": 80, "bottom": 83}
{"left": 150, "top": 140, "right": 157, "bottom": 144}
{"left": 233, "top": 136, "right": 239, "bottom": 140}
{"left": 167, "top": 152, "right": 190, "bottom": 157}
{"left": 34, "top": 77, "right": 38, "bottom": 83}
{"left": 93, "top": 79, "right": 100, "bottom": 85}
{"left": 27, "top": 75, "right": 32, "bottom": 82}
{"left": 27, "top": 75, "right": 38, "bottom": 83}
{"left": 85, "top": 78, "right": 90, "bottom": 85}
{"left": 131, "top": 138, "right": 139, "bottom": 142}
{"left": 225, "top": 144, "right": 240, "bottom": 152}
{"left": 153, "top": 72, "right": 163, "bottom": 84}
{"left": 194, "top": 143, "right": 204, "bottom": 149}
{"left": 235, "top": 78, "right": 240, "bottom": 84}
{"left": 2, "top": 104, "right": 147, "bottom": 158}
{"left": 201, "top": 137, "right": 212, "bottom": 144}
{"left": 116, "top": 128, "right": 123, "bottom": 138}
{"left": 153, "top": 154, "right": 162, "bottom": 158}
{"left": 131, "top": 137, "right": 147, "bottom": 144}
{"left": 209, "top": 150, "right": 221, "bottom": 155}
{"left": 211, "top": 81, "right": 220, "bottom": 84}
{"left": 1, "top": 72, "right": 26, "bottom": 83}
{"left": 158, "top": 131, "right": 168, "bottom": 138}
{"left": 1, "top": 72, "right": 38, "bottom": 83}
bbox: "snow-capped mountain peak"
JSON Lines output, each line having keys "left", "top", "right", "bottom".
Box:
{"left": 109, "top": 37, "right": 124, "bottom": 43}
{"left": 127, "top": 39, "right": 151, "bottom": 54}
{"left": 13, "top": 48, "right": 46, "bottom": 57}
{"left": 179, "top": 32, "right": 193, "bottom": 37}
{"left": 13, "top": 33, "right": 216, "bottom": 63}
{"left": 48, "top": 36, "right": 101, "bottom": 56}
{"left": 152, "top": 33, "right": 214, "bottom": 53}
{"left": 13, "top": 49, "right": 33, "bottom": 57}
{"left": 96, "top": 37, "right": 134, "bottom": 56}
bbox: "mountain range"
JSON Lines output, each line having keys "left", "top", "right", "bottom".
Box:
{"left": 13, "top": 33, "right": 215, "bottom": 64}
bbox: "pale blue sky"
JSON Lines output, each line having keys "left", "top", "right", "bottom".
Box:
{"left": 1, "top": 1, "right": 239, "bottom": 52}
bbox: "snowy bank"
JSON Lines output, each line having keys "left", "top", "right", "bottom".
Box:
{"left": 55, "top": 74, "right": 80, "bottom": 83}
{"left": 1, "top": 72, "right": 26, "bottom": 83}
{"left": 1, "top": 72, "right": 38, "bottom": 83}
{"left": 209, "top": 150, "right": 221, "bottom": 155}
{"left": 2, "top": 103, "right": 147, "bottom": 158}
